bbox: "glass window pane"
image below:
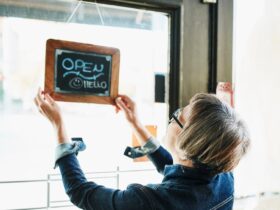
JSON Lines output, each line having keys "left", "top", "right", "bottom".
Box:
{"left": 0, "top": 1, "right": 170, "bottom": 208}
{"left": 0, "top": 181, "right": 47, "bottom": 209}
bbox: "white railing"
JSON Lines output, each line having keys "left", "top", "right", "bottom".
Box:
{"left": 0, "top": 167, "right": 156, "bottom": 210}
{"left": 2, "top": 168, "right": 278, "bottom": 210}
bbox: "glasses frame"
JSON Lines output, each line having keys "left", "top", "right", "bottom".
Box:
{"left": 169, "top": 108, "right": 184, "bottom": 128}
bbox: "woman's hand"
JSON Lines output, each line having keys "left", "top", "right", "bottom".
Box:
{"left": 34, "top": 88, "right": 62, "bottom": 127}
{"left": 34, "top": 88, "right": 69, "bottom": 144}
{"left": 115, "top": 95, "right": 140, "bottom": 126}
{"left": 115, "top": 95, "right": 151, "bottom": 145}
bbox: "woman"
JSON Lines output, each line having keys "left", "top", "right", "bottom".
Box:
{"left": 34, "top": 88, "right": 250, "bottom": 210}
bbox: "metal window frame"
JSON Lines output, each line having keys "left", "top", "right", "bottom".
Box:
{"left": 208, "top": 2, "right": 218, "bottom": 93}
{"left": 93, "top": 0, "right": 183, "bottom": 118}
{"left": 0, "top": 0, "right": 183, "bottom": 117}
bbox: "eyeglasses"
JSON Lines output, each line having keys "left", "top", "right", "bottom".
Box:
{"left": 169, "top": 108, "right": 184, "bottom": 128}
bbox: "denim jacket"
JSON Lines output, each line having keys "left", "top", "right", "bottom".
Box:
{"left": 56, "top": 140, "right": 234, "bottom": 210}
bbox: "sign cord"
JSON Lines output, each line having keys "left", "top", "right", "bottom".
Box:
{"left": 95, "top": 0, "right": 105, "bottom": 25}
{"left": 67, "top": 1, "right": 82, "bottom": 23}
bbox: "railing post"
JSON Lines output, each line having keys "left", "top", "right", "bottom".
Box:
{"left": 47, "top": 174, "right": 50, "bottom": 209}
{"left": 116, "top": 166, "right": 120, "bottom": 189}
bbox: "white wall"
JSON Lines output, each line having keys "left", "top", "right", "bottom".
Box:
{"left": 233, "top": 0, "right": 280, "bottom": 196}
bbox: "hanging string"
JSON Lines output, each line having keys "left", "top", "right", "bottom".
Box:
{"left": 67, "top": 1, "right": 82, "bottom": 23}
{"left": 95, "top": 0, "right": 105, "bottom": 25}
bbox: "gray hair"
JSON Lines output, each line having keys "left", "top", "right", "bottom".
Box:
{"left": 176, "top": 93, "right": 250, "bottom": 174}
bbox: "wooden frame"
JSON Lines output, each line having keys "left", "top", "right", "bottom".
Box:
{"left": 44, "top": 39, "right": 120, "bottom": 104}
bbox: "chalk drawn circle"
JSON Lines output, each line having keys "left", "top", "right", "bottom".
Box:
{"left": 69, "top": 77, "right": 83, "bottom": 89}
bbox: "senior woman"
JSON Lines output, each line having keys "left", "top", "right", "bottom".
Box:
{"left": 34, "top": 89, "right": 250, "bottom": 210}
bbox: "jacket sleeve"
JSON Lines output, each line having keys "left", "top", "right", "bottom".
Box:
{"left": 124, "top": 138, "right": 173, "bottom": 175}
{"left": 57, "top": 154, "right": 152, "bottom": 210}
{"left": 147, "top": 146, "right": 173, "bottom": 174}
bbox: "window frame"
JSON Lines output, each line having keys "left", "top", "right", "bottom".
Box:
{"left": 0, "top": 0, "right": 183, "bottom": 118}
{"left": 94, "top": 0, "right": 183, "bottom": 118}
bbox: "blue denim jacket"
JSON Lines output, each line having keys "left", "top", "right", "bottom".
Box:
{"left": 56, "top": 140, "right": 234, "bottom": 210}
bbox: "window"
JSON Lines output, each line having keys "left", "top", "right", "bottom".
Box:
{"left": 0, "top": 0, "right": 181, "bottom": 209}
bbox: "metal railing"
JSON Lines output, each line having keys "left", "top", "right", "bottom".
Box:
{"left": 3, "top": 168, "right": 278, "bottom": 210}
{"left": 0, "top": 167, "right": 156, "bottom": 210}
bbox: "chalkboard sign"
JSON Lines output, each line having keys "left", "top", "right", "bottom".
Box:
{"left": 44, "top": 39, "right": 120, "bottom": 104}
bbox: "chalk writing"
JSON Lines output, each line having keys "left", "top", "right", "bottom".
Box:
{"left": 69, "top": 77, "right": 83, "bottom": 89}
{"left": 55, "top": 49, "right": 112, "bottom": 96}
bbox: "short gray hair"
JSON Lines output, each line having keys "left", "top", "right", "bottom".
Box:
{"left": 176, "top": 93, "right": 250, "bottom": 174}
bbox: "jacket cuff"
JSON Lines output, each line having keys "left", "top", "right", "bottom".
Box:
{"left": 142, "top": 137, "right": 160, "bottom": 154}
{"left": 54, "top": 138, "right": 86, "bottom": 169}
{"left": 124, "top": 137, "right": 160, "bottom": 159}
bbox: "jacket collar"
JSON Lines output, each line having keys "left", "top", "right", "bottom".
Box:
{"left": 162, "top": 164, "right": 216, "bottom": 184}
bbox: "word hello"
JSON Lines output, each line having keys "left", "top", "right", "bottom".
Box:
{"left": 69, "top": 77, "right": 107, "bottom": 89}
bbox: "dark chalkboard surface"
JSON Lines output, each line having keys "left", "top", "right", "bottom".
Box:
{"left": 45, "top": 39, "right": 120, "bottom": 104}
{"left": 55, "top": 49, "right": 112, "bottom": 96}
